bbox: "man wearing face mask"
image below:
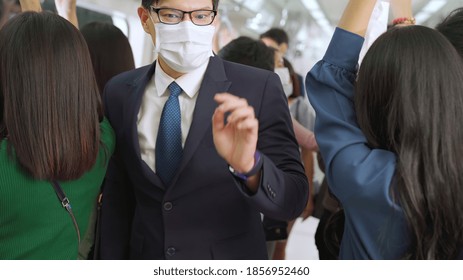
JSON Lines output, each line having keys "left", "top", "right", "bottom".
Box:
{"left": 261, "top": 27, "right": 307, "bottom": 99}
{"left": 274, "top": 66, "right": 293, "bottom": 98}
{"left": 99, "top": 0, "right": 309, "bottom": 260}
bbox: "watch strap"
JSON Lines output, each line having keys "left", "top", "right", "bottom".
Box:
{"left": 229, "top": 151, "right": 263, "bottom": 181}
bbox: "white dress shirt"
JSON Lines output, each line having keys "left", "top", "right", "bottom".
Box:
{"left": 137, "top": 60, "right": 210, "bottom": 172}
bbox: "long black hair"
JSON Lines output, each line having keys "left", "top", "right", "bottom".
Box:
{"left": 81, "top": 22, "right": 135, "bottom": 95}
{"left": 436, "top": 7, "right": 463, "bottom": 60}
{"left": 355, "top": 25, "right": 463, "bottom": 259}
{"left": 0, "top": 12, "right": 102, "bottom": 180}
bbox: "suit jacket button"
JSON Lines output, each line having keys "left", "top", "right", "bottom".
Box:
{"left": 166, "top": 247, "right": 176, "bottom": 257}
{"left": 164, "top": 202, "right": 173, "bottom": 211}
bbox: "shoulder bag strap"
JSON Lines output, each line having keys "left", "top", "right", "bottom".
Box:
{"left": 51, "top": 180, "right": 81, "bottom": 244}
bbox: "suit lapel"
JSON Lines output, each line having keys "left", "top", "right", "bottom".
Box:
{"left": 123, "top": 57, "right": 232, "bottom": 190}
{"left": 171, "top": 56, "right": 232, "bottom": 185}
{"left": 123, "top": 62, "right": 166, "bottom": 190}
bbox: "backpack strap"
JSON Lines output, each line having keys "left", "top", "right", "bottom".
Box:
{"left": 51, "top": 180, "right": 81, "bottom": 244}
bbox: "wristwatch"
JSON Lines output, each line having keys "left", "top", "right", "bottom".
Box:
{"left": 228, "top": 151, "right": 263, "bottom": 181}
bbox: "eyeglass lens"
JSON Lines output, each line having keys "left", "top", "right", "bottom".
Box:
{"left": 155, "top": 8, "right": 215, "bottom": 25}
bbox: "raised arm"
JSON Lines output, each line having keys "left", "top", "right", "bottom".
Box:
{"left": 390, "top": 0, "right": 413, "bottom": 21}
{"left": 55, "top": 0, "right": 78, "bottom": 29}
{"left": 306, "top": 0, "right": 397, "bottom": 203}
{"left": 19, "top": 0, "right": 78, "bottom": 28}
{"left": 19, "top": 0, "right": 42, "bottom": 12}
{"left": 306, "top": 1, "right": 400, "bottom": 258}
{"left": 338, "top": 0, "right": 377, "bottom": 37}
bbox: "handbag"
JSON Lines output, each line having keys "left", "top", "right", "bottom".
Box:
{"left": 262, "top": 217, "right": 288, "bottom": 241}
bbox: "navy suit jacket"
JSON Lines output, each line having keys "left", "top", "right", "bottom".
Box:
{"left": 99, "top": 56, "right": 309, "bottom": 260}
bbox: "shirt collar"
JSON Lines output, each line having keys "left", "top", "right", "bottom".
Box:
{"left": 154, "top": 58, "right": 210, "bottom": 98}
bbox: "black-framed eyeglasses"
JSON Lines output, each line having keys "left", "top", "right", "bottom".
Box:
{"left": 150, "top": 7, "right": 217, "bottom": 26}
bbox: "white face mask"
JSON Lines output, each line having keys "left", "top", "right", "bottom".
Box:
{"left": 282, "top": 82, "right": 294, "bottom": 98}
{"left": 275, "top": 67, "right": 293, "bottom": 98}
{"left": 153, "top": 20, "right": 215, "bottom": 73}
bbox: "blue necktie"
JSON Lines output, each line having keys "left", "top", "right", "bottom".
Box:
{"left": 156, "top": 82, "right": 183, "bottom": 185}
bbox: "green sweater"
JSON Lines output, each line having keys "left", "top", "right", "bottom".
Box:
{"left": 0, "top": 118, "right": 115, "bottom": 259}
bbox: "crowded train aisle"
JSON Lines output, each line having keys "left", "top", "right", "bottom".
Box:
{"left": 1, "top": 0, "right": 463, "bottom": 262}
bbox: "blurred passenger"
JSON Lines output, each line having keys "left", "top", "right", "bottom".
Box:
{"left": 284, "top": 58, "right": 315, "bottom": 133}
{"left": 0, "top": 0, "right": 21, "bottom": 29}
{"left": 218, "top": 36, "right": 288, "bottom": 259}
{"left": 260, "top": 27, "right": 289, "bottom": 56}
{"left": 260, "top": 27, "right": 305, "bottom": 97}
{"left": 307, "top": 0, "right": 463, "bottom": 259}
{"left": 79, "top": 21, "right": 135, "bottom": 259}
{"left": 81, "top": 22, "right": 135, "bottom": 95}
{"left": 218, "top": 36, "right": 275, "bottom": 71}
{"left": 261, "top": 31, "right": 319, "bottom": 155}
{"left": 0, "top": 11, "right": 115, "bottom": 259}
{"left": 273, "top": 58, "right": 317, "bottom": 260}
{"left": 219, "top": 37, "right": 316, "bottom": 183}
{"left": 220, "top": 37, "right": 317, "bottom": 260}
{"left": 436, "top": 7, "right": 463, "bottom": 59}
{"left": 211, "top": 12, "right": 238, "bottom": 54}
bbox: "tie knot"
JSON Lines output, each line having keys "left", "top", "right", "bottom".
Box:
{"left": 168, "top": 82, "right": 182, "bottom": 98}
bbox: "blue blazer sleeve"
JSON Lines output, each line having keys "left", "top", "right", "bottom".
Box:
{"left": 306, "top": 28, "right": 405, "bottom": 259}
{"left": 306, "top": 28, "right": 397, "bottom": 206}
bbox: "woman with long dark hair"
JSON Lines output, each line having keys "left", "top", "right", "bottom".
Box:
{"left": 81, "top": 21, "right": 135, "bottom": 95}
{"left": 0, "top": 11, "right": 115, "bottom": 259}
{"left": 307, "top": 0, "right": 463, "bottom": 259}
{"left": 436, "top": 7, "right": 463, "bottom": 59}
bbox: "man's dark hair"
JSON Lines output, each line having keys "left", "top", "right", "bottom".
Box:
{"left": 260, "top": 28, "right": 289, "bottom": 45}
{"left": 436, "top": 7, "right": 463, "bottom": 59}
{"left": 142, "top": 0, "right": 219, "bottom": 10}
{"left": 218, "top": 36, "right": 275, "bottom": 72}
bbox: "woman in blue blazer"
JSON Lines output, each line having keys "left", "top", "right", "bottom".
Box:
{"left": 307, "top": 0, "right": 463, "bottom": 259}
